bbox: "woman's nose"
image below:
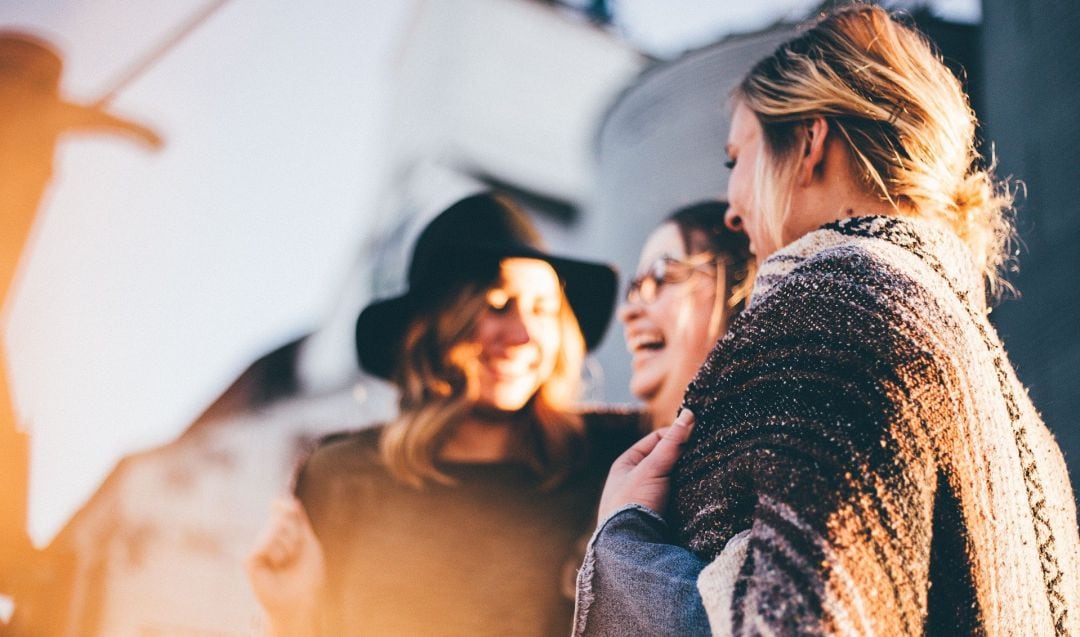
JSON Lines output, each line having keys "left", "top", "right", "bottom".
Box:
{"left": 501, "top": 309, "right": 532, "bottom": 346}
{"left": 724, "top": 207, "right": 744, "bottom": 232}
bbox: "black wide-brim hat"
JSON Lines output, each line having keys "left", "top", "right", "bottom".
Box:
{"left": 356, "top": 193, "right": 618, "bottom": 380}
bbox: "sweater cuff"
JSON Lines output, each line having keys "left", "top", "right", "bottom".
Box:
{"left": 573, "top": 505, "right": 711, "bottom": 636}
{"left": 598, "top": 503, "right": 669, "bottom": 536}
{"left": 573, "top": 505, "right": 668, "bottom": 636}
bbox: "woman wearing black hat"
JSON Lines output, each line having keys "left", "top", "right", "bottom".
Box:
{"left": 247, "top": 193, "right": 640, "bottom": 636}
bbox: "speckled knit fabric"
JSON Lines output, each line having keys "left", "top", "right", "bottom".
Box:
{"left": 673, "top": 216, "right": 1080, "bottom": 636}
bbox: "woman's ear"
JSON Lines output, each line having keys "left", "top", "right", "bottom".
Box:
{"left": 797, "top": 116, "right": 829, "bottom": 186}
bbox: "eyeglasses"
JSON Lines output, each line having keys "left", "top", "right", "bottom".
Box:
{"left": 625, "top": 254, "right": 718, "bottom": 305}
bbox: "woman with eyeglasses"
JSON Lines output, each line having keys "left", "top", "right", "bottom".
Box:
{"left": 246, "top": 197, "right": 753, "bottom": 636}
{"left": 576, "top": 6, "right": 1079, "bottom": 635}
{"left": 620, "top": 201, "right": 754, "bottom": 430}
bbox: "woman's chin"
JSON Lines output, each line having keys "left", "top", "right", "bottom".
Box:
{"left": 628, "top": 375, "right": 661, "bottom": 407}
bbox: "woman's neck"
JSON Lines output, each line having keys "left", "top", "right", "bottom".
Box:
{"left": 787, "top": 136, "right": 904, "bottom": 240}
{"left": 647, "top": 383, "right": 687, "bottom": 432}
{"left": 788, "top": 188, "right": 899, "bottom": 243}
{"left": 438, "top": 410, "right": 517, "bottom": 463}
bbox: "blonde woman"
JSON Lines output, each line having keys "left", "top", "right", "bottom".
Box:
{"left": 248, "top": 193, "right": 639, "bottom": 636}
{"left": 578, "top": 6, "right": 1080, "bottom": 636}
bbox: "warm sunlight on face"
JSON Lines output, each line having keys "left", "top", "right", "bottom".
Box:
{"left": 724, "top": 101, "right": 781, "bottom": 262}
{"left": 619, "top": 223, "right": 721, "bottom": 427}
{"left": 467, "top": 258, "right": 563, "bottom": 412}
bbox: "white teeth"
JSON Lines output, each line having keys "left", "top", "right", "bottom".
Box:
{"left": 487, "top": 359, "right": 535, "bottom": 375}
{"left": 627, "top": 333, "right": 665, "bottom": 353}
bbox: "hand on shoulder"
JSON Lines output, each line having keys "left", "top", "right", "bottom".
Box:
{"left": 597, "top": 409, "right": 695, "bottom": 522}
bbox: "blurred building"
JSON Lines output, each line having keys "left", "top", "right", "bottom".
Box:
{"left": 980, "top": 0, "right": 1080, "bottom": 509}
{"left": 20, "top": 1, "right": 642, "bottom": 635}
{"left": 15, "top": 1, "right": 1079, "bottom": 635}
{"left": 587, "top": 25, "right": 796, "bottom": 407}
{"left": 587, "top": 9, "right": 990, "bottom": 408}
{"left": 587, "top": 1, "right": 1080, "bottom": 509}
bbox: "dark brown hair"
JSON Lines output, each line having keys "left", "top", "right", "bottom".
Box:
{"left": 668, "top": 200, "right": 756, "bottom": 317}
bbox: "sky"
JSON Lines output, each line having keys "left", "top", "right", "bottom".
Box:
{"left": 1, "top": 0, "right": 979, "bottom": 547}
{"left": 611, "top": 0, "right": 978, "bottom": 57}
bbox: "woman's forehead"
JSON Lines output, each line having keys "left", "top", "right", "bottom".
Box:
{"left": 638, "top": 224, "right": 686, "bottom": 268}
{"left": 497, "top": 257, "right": 560, "bottom": 293}
{"left": 728, "top": 101, "right": 760, "bottom": 145}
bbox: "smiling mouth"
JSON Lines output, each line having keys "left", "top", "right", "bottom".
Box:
{"left": 627, "top": 333, "right": 665, "bottom": 354}
{"left": 484, "top": 359, "right": 537, "bottom": 378}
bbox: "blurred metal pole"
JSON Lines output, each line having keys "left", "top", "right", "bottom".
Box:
{"left": 92, "top": 0, "right": 233, "bottom": 107}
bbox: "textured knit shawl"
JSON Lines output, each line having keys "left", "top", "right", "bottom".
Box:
{"left": 672, "top": 216, "right": 1080, "bottom": 636}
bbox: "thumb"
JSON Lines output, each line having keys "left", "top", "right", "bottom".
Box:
{"left": 637, "top": 409, "right": 695, "bottom": 476}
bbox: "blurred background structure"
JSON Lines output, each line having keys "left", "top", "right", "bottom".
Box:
{"left": 0, "top": 0, "right": 1076, "bottom": 635}
{"left": 980, "top": 0, "right": 1080, "bottom": 482}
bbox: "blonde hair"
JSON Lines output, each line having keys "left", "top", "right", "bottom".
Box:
{"left": 736, "top": 4, "right": 1015, "bottom": 297}
{"left": 380, "top": 276, "right": 587, "bottom": 490}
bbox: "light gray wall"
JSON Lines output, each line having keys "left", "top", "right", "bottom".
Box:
{"left": 587, "top": 27, "right": 795, "bottom": 407}
{"left": 982, "top": 0, "right": 1080, "bottom": 503}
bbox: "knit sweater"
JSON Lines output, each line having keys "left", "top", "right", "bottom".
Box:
{"left": 673, "top": 216, "right": 1080, "bottom": 636}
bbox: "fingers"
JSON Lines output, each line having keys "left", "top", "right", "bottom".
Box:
{"left": 614, "top": 409, "right": 697, "bottom": 469}
{"left": 274, "top": 496, "right": 313, "bottom": 532}
{"left": 663, "top": 409, "right": 695, "bottom": 445}
{"left": 615, "top": 426, "right": 668, "bottom": 469}
{"left": 596, "top": 410, "right": 697, "bottom": 520}
{"left": 638, "top": 409, "right": 695, "bottom": 476}
{"left": 247, "top": 497, "right": 312, "bottom": 572}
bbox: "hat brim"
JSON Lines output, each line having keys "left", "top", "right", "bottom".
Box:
{"left": 355, "top": 246, "right": 617, "bottom": 380}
